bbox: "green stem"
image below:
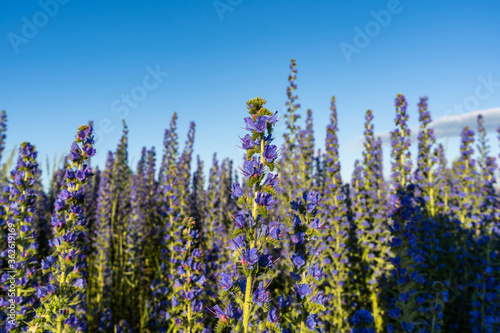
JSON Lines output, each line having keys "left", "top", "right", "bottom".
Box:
{"left": 243, "top": 276, "right": 253, "bottom": 333}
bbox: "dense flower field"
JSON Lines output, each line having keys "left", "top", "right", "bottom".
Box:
{"left": 0, "top": 60, "right": 499, "bottom": 333}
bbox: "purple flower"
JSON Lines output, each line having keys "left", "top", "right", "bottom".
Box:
{"left": 295, "top": 283, "right": 312, "bottom": 299}
{"left": 291, "top": 253, "right": 305, "bottom": 268}
{"left": 241, "top": 134, "right": 256, "bottom": 149}
{"left": 241, "top": 158, "right": 264, "bottom": 179}
{"left": 228, "top": 236, "right": 246, "bottom": 251}
{"left": 241, "top": 248, "right": 259, "bottom": 269}
{"left": 267, "top": 306, "right": 279, "bottom": 323}
{"left": 231, "top": 183, "right": 244, "bottom": 199}
{"left": 252, "top": 282, "right": 270, "bottom": 306}
{"left": 310, "top": 217, "right": 323, "bottom": 229}
{"left": 255, "top": 192, "right": 275, "bottom": 209}
{"left": 306, "top": 314, "right": 318, "bottom": 330}
{"left": 218, "top": 274, "right": 233, "bottom": 292}
{"left": 277, "top": 295, "right": 290, "bottom": 308}
{"left": 263, "top": 173, "right": 278, "bottom": 188}
{"left": 82, "top": 143, "right": 96, "bottom": 157}
{"left": 291, "top": 231, "right": 305, "bottom": 246}
{"left": 234, "top": 210, "right": 247, "bottom": 228}
{"left": 258, "top": 253, "right": 273, "bottom": 268}
{"left": 305, "top": 191, "right": 319, "bottom": 213}
{"left": 266, "top": 111, "right": 278, "bottom": 124}
{"left": 308, "top": 264, "right": 324, "bottom": 281}
{"left": 210, "top": 304, "right": 240, "bottom": 322}
{"left": 268, "top": 221, "right": 283, "bottom": 240}
{"left": 263, "top": 144, "right": 278, "bottom": 162}
{"left": 68, "top": 142, "right": 82, "bottom": 161}
{"left": 41, "top": 256, "right": 55, "bottom": 270}
{"left": 311, "top": 292, "right": 326, "bottom": 306}
{"left": 389, "top": 307, "right": 401, "bottom": 319}
{"left": 401, "top": 321, "right": 414, "bottom": 332}
{"left": 65, "top": 169, "right": 75, "bottom": 179}
{"left": 244, "top": 116, "right": 267, "bottom": 133}
{"left": 192, "top": 300, "right": 203, "bottom": 313}
{"left": 74, "top": 278, "right": 85, "bottom": 288}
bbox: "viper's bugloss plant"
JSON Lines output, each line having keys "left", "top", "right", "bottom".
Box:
{"left": 0, "top": 143, "right": 41, "bottom": 332}
{"left": 468, "top": 115, "right": 500, "bottom": 333}
{"left": 0, "top": 110, "right": 7, "bottom": 166}
{"left": 30, "top": 124, "right": 95, "bottom": 333}
{"left": 321, "top": 96, "right": 356, "bottom": 332}
{"left": 178, "top": 122, "right": 196, "bottom": 216}
{"left": 0, "top": 110, "right": 12, "bottom": 186}
{"left": 277, "top": 59, "right": 302, "bottom": 227}
{"left": 89, "top": 151, "right": 114, "bottom": 332}
{"left": 281, "top": 59, "right": 301, "bottom": 168}
{"left": 279, "top": 190, "right": 325, "bottom": 332}
{"left": 450, "top": 126, "right": 480, "bottom": 229}
{"left": 109, "top": 121, "right": 133, "bottom": 330}
{"left": 414, "top": 96, "right": 437, "bottom": 216}
{"left": 387, "top": 185, "right": 425, "bottom": 333}
{"left": 191, "top": 156, "right": 207, "bottom": 225}
{"left": 213, "top": 97, "right": 282, "bottom": 333}
{"left": 171, "top": 217, "right": 207, "bottom": 332}
{"left": 295, "top": 109, "right": 315, "bottom": 189}
{"left": 203, "top": 154, "right": 235, "bottom": 317}
{"left": 352, "top": 109, "right": 391, "bottom": 332}
{"left": 390, "top": 94, "right": 412, "bottom": 190}
{"left": 150, "top": 117, "right": 197, "bottom": 332}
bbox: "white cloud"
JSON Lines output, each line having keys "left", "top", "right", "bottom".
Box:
{"left": 431, "top": 107, "right": 500, "bottom": 138}
{"left": 349, "top": 107, "right": 500, "bottom": 151}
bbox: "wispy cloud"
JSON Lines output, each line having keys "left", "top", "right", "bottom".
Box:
{"left": 430, "top": 107, "right": 500, "bottom": 138}
{"left": 349, "top": 107, "right": 500, "bottom": 151}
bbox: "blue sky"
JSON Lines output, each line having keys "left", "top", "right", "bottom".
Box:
{"left": 1, "top": 0, "right": 500, "bottom": 186}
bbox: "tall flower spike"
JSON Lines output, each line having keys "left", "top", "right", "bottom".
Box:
{"left": 150, "top": 117, "right": 197, "bottom": 331}
{"left": 279, "top": 190, "right": 325, "bottom": 332}
{"left": 171, "top": 217, "right": 207, "bottom": 332}
{"left": 0, "top": 142, "right": 41, "bottom": 332}
{"left": 30, "top": 123, "right": 95, "bottom": 333}
{"left": 89, "top": 151, "right": 114, "bottom": 332}
{"left": 278, "top": 59, "right": 302, "bottom": 225}
{"left": 390, "top": 93, "right": 412, "bottom": 190}
{"left": 109, "top": 121, "right": 133, "bottom": 328}
{"left": 321, "top": 96, "right": 356, "bottom": 332}
{"left": 178, "top": 121, "right": 196, "bottom": 216}
{"left": 359, "top": 109, "right": 391, "bottom": 331}
{"left": 0, "top": 110, "right": 6, "bottom": 166}
{"left": 158, "top": 112, "right": 179, "bottom": 184}
{"left": 414, "top": 96, "right": 437, "bottom": 216}
{"left": 386, "top": 185, "right": 426, "bottom": 333}
{"left": 214, "top": 97, "right": 282, "bottom": 333}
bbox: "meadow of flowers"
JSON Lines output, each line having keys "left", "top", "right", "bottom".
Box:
{"left": 0, "top": 59, "right": 499, "bottom": 333}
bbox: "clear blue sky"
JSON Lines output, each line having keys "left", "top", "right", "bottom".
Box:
{"left": 1, "top": 0, "right": 500, "bottom": 186}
